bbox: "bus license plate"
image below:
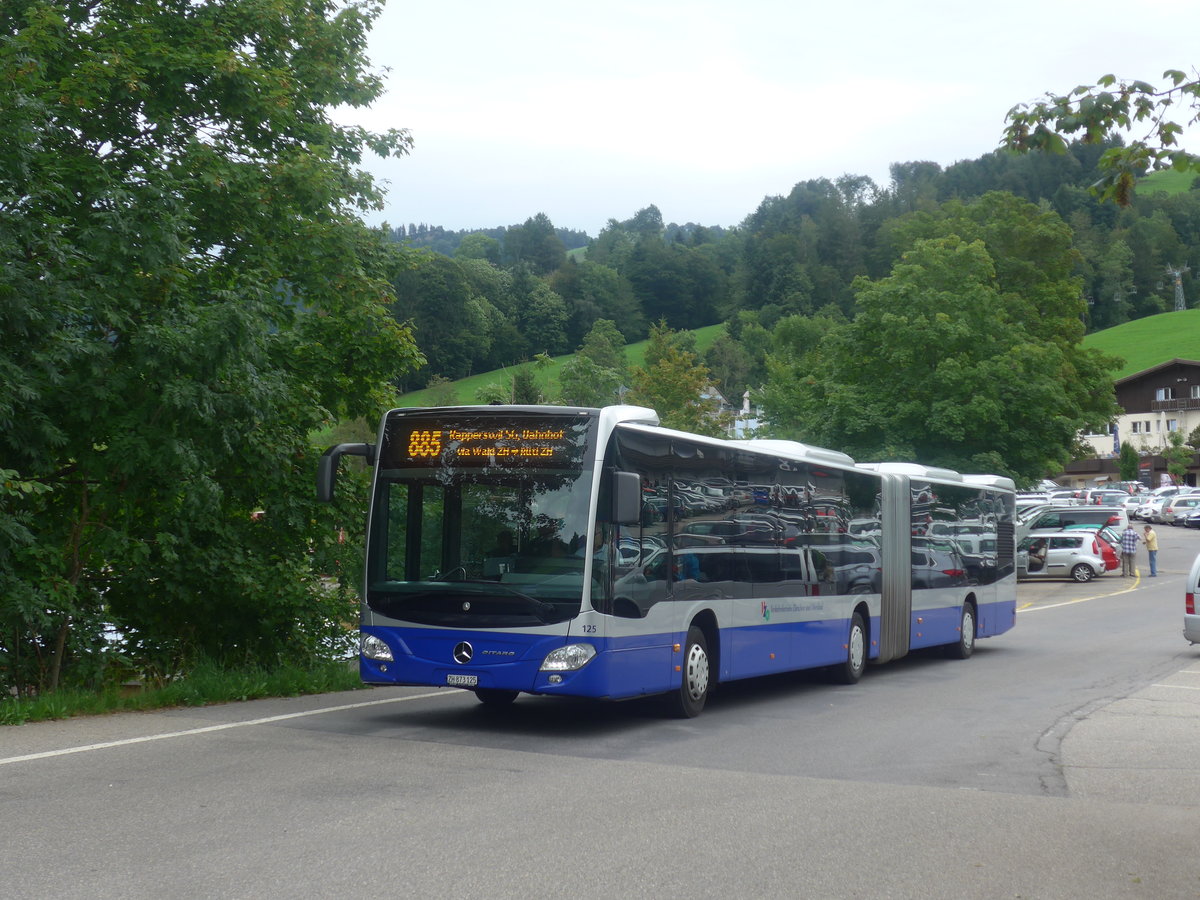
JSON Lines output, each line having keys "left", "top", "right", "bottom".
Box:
{"left": 446, "top": 673, "right": 478, "bottom": 686}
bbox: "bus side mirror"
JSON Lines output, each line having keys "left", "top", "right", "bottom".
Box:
{"left": 612, "top": 470, "right": 642, "bottom": 525}
{"left": 316, "top": 443, "right": 375, "bottom": 502}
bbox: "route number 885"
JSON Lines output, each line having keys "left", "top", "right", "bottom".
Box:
{"left": 408, "top": 429, "right": 443, "bottom": 458}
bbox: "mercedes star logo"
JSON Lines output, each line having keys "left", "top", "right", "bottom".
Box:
{"left": 453, "top": 641, "right": 473, "bottom": 664}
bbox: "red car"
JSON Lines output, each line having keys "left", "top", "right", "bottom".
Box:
{"left": 1089, "top": 525, "right": 1122, "bottom": 571}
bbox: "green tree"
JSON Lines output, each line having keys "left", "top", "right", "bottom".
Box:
{"left": 626, "top": 323, "right": 730, "bottom": 436}
{"left": 511, "top": 365, "right": 543, "bottom": 405}
{"left": 514, "top": 279, "right": 569, "bottom": 356}
{"left": 556, "top": 319, "right": 627, "bottom": 407}
{"left": 548, "top": 259, "right": 644, "bottom": 346}
{"left": 390, "top": 252, "right": 495, "bottom": 386}
{"left": 1119, "top": 440, "right": 1141, "bottom": 481}
{"left": 0, "top": 0, "right": 420, "bottom": 694}
{"left": 760, "top": 236, "right": 1121, "bottom": 483}
{"left": 557, "top": 355, "right": 623, "bottom": 407}
{"left": 455, "top": 233, "right": 502, "bottom": 265}
{"left": 577, "top": 319, "right": 627, "bottom": 374}
{"left": 705, "top": 334, "right": 753, "bottom": 402}
{"left": 1164, "top": 430, "right": 1194, "bottom": 483}
{"left": 1004, "top": 70, "right": 1200, "bottom": 205}
{"left": 504, "top": 213, "right": 567, "bottom": 275}
{"left": 426, "top": 375, "right": 460, "bottom": 407}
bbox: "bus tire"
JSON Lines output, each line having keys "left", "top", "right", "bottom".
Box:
{"left": 665, "top": 626, "right": 710, "bottom": 718}
{"left": 945, "top": 602, "right": 976, "bottom": 660}
{"left": 833, "top": 611, "right": 866, "bottom": 685}
{"left": 474, "top": 688, "right": 519, "bottom": 707}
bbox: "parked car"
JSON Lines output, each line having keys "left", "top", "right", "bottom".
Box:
{"left": 1046, "top": 489, "right": 1080, "bottom": 504}
{"left": 1122, "top": 494, "right": 1147, "bottom": 516}
{"left": 1133, "top": 486, "right": 1187, "bottom": 519}
{"left": 1185, "top": 552, "right": 1200, "bottom": 644}
{"left": 1147, "top": 490, "right": 1200, "bottom": 523}
{"left": 1059, "top": 523, "right": 1123, "bottom": 572}
{"left": 1079, "top": 489, "right": 1133, "bottom": 506}
{"left": 1016, "top": 505, "right": 1127, "bottom": 541}
{"left": 1018, "top": 532, "right": 1110, "bottom": 582}
{"left": 1161, "top": 495, "right": 1200, "bottom": 525}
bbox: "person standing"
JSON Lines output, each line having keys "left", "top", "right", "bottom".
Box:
{"left": 1143, "top": 524, "right": 1159, "bottom": 577}
{"left": 1120, "top": 523, "right": 1141, "bottom": 576}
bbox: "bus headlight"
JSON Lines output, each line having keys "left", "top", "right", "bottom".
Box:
{"left": 540, "top": 643, "right": 596, "bottom": 671}
{"left": 360, "top": 633, "right": 394, "bottom": 662}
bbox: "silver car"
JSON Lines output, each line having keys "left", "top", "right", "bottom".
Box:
{"left": 1018, "top": 532, "right": 1109, "bottom": 583}
{"left": 1162, "top": 495, "right": 1200, "bottom": 525}
{"left": 1186, "top": 552, "right": 1200, "bottom": 644}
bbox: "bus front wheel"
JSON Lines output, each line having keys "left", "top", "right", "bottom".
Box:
{"left": 665, "top": 626, "right": 710, "bottom": 718}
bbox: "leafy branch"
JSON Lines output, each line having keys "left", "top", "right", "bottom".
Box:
{"left": 1003, "top": 69, "right": 1200, "bottom": 204}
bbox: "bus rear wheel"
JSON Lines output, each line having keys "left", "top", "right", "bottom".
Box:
{"left": 474, "top": 688, "right": 519, "bottom": 707}
{"left": 944, "top": 602, "right": 976, "bottom": 659}
{"left": 665, "top": 626, "right": 710, "bottom": 718}
{"left": 833, "top": 612, "right": 866, "bottom": 684}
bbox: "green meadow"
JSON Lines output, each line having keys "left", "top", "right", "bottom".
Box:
{"left": 1083, "top": 309, "right": 1200, "bottom": 378}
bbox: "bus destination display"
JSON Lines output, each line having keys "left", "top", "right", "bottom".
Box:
{"left": 387, "top": 415, "right": 589, "bottom": 468}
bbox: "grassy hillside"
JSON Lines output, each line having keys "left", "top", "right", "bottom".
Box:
{"left": 1139, "top": 168, "right": 1198, "bottom": 197}
{"left": 396, "top": 323, "right": 726, "bottom": 408}
{"left": 393, "top": 309, "right": 1200, "bottom": 408}
{"left": 1083, "top": 309, "right": 1200, "bottom": 378}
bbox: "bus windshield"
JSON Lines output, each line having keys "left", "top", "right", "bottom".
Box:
{"left": 365, "top": 410, "right": 602, "bottom": 628}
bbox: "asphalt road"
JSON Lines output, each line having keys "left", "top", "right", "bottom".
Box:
{"left": 4, "top": 523, "right": 1200, "bottom": 899}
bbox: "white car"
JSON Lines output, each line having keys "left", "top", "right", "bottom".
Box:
{"left": 1136, "top": 496, "right": 1170, "bottom": 522}
{"left": 1122, "top": 494, "right": 1147, "bottom": 516}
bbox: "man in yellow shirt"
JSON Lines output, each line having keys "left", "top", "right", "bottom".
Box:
{"left": 1143, "top": 524, "right": 1159, "bottom": 577}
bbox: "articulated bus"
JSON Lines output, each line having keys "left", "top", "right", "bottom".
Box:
{"left": 317, "top": 405, "right": 1016, "bottom": 717}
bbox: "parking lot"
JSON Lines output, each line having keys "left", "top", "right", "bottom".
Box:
{"left": 1016, "top": 506, "right": 1200, "bottom": 615}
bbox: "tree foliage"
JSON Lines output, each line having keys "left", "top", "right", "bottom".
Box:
{"left": 504, "top": 213, "right": 567, "bottom": 274}
{"left": 0, "top": 0, "right": 421, "bottom": 695}
{"left": 1004, "top": 69, "right": 1200, "bottom": 205}
{"left": 761, "top": 228, "right": 1122, "bottom": 483}
{"left": 1119, "top": 440, "right": 1140, "bottom": 481}
{"left": 557, "top": 319, "right": 627, "bottom": 407}
{"left": 1164, "top": 429, "right": 1194, "bottom": 482}
{"left": 626, "top": 322, "right": 729, "bottom": 437}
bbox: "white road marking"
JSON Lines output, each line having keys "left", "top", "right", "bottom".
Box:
{"left": 0, "top": 690, "right": 457, "bottom": 767}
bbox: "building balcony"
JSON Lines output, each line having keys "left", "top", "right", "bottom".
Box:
{"left": 1150, "top": 398, "right": 1200, "bottom": 412}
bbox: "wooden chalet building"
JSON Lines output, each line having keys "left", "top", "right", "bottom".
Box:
{"left": 1066, "top": 358, "right": 1200, "bottom": 488}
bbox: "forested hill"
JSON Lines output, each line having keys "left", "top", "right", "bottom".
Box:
{"left": 391, "top": 221, "right": 592, "bottom": 255}
{"left": 382, "top": 141, "right": 1199, "bottom": 400}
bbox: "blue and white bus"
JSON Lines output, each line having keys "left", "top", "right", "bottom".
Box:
{"left": 317, "top": 405, "right": 1016, "bottom": 717}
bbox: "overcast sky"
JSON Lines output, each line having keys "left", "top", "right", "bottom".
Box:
{"left": 340, "top": 0, "right": 1198, "bottom": 237}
